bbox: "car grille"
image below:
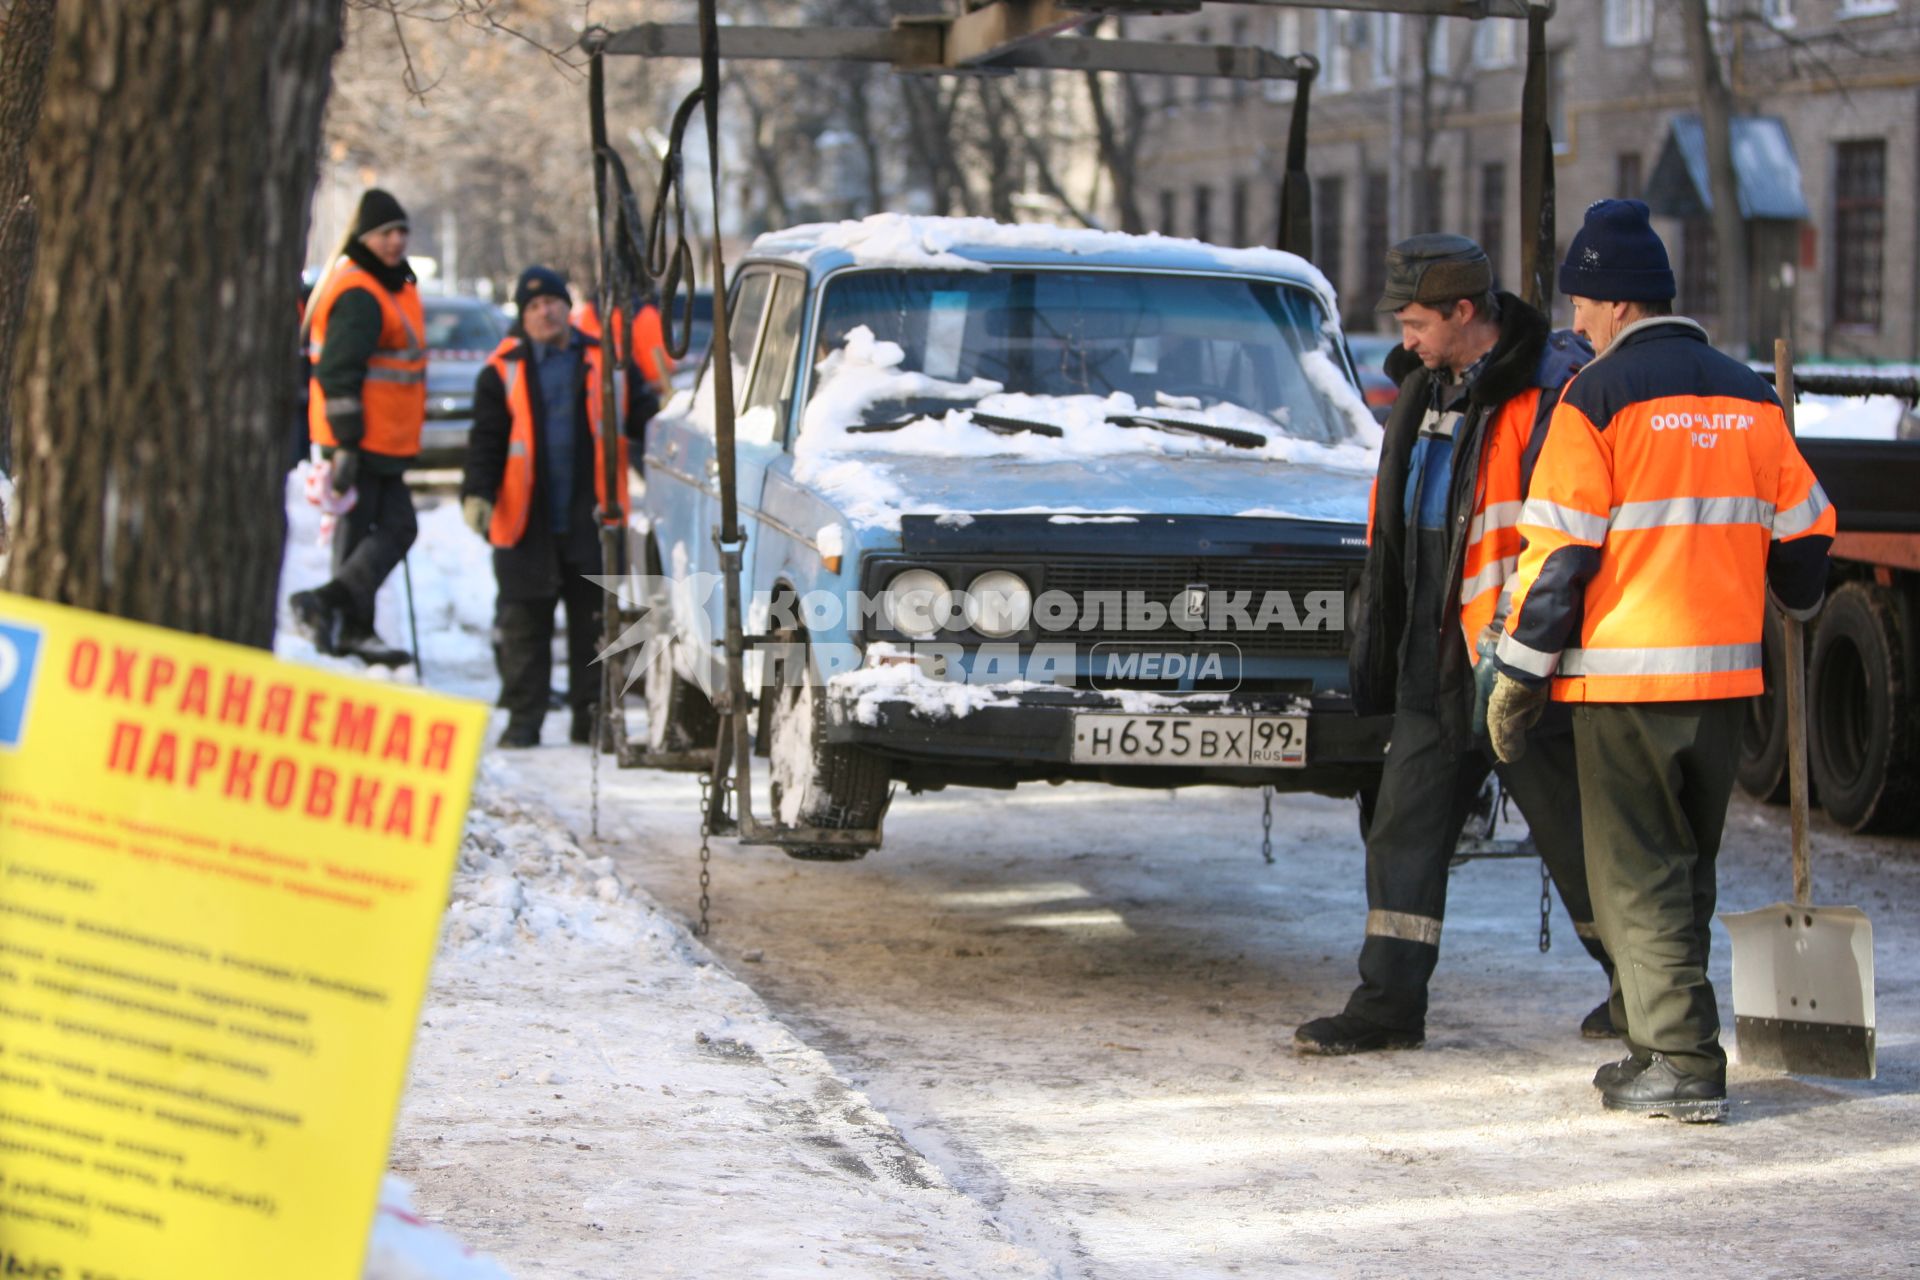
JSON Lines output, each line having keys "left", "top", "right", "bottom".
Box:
{"left": 1043, "top": 557, "right": 1352, "bottom": 656}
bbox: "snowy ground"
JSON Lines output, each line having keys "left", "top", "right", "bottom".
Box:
{"left": 268, "top": 468, "right": 1920, "bottom": 1279}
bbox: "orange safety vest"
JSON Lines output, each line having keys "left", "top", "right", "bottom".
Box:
{"left": 484, "top": 335, "right": 628, "bottom": 548}
{"left": 1457, "top": 388, "right": 1545, "bottom": 658}
{"left": 571, "top": 301, "right": 674, "bottom": 386}
{"left": 1498, "top": 319, "right": 1836, "bottom": 703}
{"left": 306, "top": 264, "right": 427, "bottom": 456}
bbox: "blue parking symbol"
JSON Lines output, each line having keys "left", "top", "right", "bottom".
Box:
{"left": 0, "top": 621, "right": 43, "bottom": 748}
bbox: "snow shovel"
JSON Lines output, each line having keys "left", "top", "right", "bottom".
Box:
{"left": 1719, "top": 340, "right": 1876, "bottom": 1080}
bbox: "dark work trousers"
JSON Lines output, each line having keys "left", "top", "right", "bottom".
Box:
{"left": 1344, "top": 708, "right": 1610, "bottom": 1030}
{"left": 1346, "top": 521, "right": 1610, "bottom": 1030}
{"left": 331, "top": 470, "right": 418, "bottom": 631}
{"left": 494, "top": 558, "right": 603, "bottom": 724}
{"left": 1574, "top": 699, "right": 1744, "bottom": 1082}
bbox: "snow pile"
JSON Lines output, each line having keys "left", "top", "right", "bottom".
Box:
{"left": 827, "top": 644, "right": 1031, "bottom": 725}
{"left": 751, "top": 213, "right": 1340, "bottom": 309}
{"left": 440, "top": 768, "right": 671, "bottom": 952}
{"left": 1796, "top": 393, "right": 1909, "bottom": 440}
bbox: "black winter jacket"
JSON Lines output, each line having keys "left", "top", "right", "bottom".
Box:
{"left": 1346, "top": 293, "right": 1589, "bottom": 743}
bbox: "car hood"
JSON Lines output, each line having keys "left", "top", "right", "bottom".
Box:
{"left": 796, "top": 449, "right": 1374, "bottom": 531}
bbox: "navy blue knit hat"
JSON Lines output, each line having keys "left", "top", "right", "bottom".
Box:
{"left": 1558, "top": 199, "right": 1675, "bottom": 303}
{"left": 514, "top": 265, "right": 571, "bottom": 311}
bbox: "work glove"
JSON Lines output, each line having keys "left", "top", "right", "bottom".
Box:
{"left": 1487, "top": 671, "right": 1550, "bottom": 765}
{"left": 329, "top": 447, "right": 360, "bottom": 496}
{"left": 461, "top": 494, "right": 494, "bottom": 539}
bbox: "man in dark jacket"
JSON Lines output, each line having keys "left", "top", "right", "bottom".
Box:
{"left": 461, "top": 267, "right": 631, "bottom": 749}
{"left": 290, "top": 189, "right": 427, "bottom": 663}
{"left": 1294, "top": 234, "right": 1615, "bottom": 1055}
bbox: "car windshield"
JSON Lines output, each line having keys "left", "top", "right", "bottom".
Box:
{"left": 804, "top": 268, "right": 1363, "bottom": 447}
{"left": 423, "top": 302, "right": 503, "bottom": 354}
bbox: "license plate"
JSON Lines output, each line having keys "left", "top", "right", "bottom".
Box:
{"left": 1070, "top": 714, "right": 1307, "bottom": 767}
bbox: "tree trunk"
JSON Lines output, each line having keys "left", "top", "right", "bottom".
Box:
{"left": 1085, "top": 68, "right": 1144, "bottom": 234}
{"left": 1680, "top": 0, "right": 1750, "bottom": 356}
{"left": 0, "top": 0, "right": 57, "bottom": 489}
{"left": 4, "top": 0, "right": 343, "bottom": 647}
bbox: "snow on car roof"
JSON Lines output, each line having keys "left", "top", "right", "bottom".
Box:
{"left": 747, "top": 213, "right": 1341, "bottom": 315}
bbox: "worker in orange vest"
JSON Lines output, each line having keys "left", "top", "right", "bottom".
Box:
{"left": 572, "top": 296, "right": 669, "bottom": 436}
{"left": 1488, "top": 199, "right": 1836, "bottom": 1121}
{"left": 1295, "top": 234, "right": 1611, "bottom": 1058}
{"left": 461, "top": 267, "right": 632, "bottom": 748}
{"left": 289, "top": 189, "right": 427, "bottom": 663}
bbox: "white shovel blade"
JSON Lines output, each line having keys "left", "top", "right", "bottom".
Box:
{"left": 1720, "top": 902, "right": 1875, "bottom": 1078}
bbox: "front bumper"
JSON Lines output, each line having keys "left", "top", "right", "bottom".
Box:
{"left": 822, "top": 685, "right": 1390, "bottom": 794}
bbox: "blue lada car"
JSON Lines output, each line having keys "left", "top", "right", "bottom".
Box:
{"left": 638, "top": 215, "right": 1390, "bottom": 857}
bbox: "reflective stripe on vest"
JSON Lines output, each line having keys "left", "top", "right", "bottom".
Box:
{"left": 1559, "top": 641, "right": 1762, "bottom": 677}
{"left": 1608, "top": 495, "right": 1774, "bottom": 532}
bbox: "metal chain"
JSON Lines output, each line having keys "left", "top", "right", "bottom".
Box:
{"left": 694, "top": 774, "right": 714, "bottom": 937}
{"left": 1260, "top": 786, "right": 1275, "bottom": 865}
{"left": 1538, "top": 858, "right": 1552, "bottom": 953}
{"left": 590, "top": 702, "right": 602, "bottom": 841}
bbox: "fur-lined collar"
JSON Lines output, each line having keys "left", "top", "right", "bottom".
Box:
{"left": 1381, "top": 291, "right": 1550, "bottom": 408}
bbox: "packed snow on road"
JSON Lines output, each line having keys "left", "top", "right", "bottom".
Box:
{"left": 265, "top": 461, "right": 1920, "bottom": 1280}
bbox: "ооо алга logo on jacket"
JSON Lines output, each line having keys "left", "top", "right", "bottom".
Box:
{"left": 0, "top": 621, "right": 44, "bottom": 748}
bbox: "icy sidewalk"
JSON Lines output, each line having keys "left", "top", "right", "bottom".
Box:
{"left": 384, "top": 762, "right": 1056, "bottom": 1279}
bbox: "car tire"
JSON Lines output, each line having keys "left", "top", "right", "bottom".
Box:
{"left": 640, "top": 547, "right": 719, "bottom": 756}
{"left": 1807, "top": 582, "right": 1920, "bottom": 833}
{"left": 764, "top": 632, "right": 889, "bottom": 861}
{"left": 1736, "top": 607, "right": 1792, "bottom": 805}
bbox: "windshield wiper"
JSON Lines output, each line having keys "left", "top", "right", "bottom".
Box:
{"left": 846, "top": 409, "right": 1064, "bottom": 438}
{"left": 1105, "top": 414, "right": 1267, "bottom": 449}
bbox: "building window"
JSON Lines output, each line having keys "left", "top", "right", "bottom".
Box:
{"left": 1479, "top": 163, "right": 1507, "bottom": 277}
{"left": 1267, "top": 11, "right": 1302, "bottom": 102}
{"left": 1360, "top": 170, "right": 1390, "bottom": 315}
{"left": 1194, "top": 185, "right": 1215, "bottom": 244}
{"left": 1762, "top": 0, "right": 1795, "bottom": 26}
{"left": 1413, "top": 167, "right": 1445, "bottom": 232}
{"left": 1604, "top": 0, "right": 1653, "bottom": 45}
{"left": 1682, "top": 217, "right": 1718, "bottom": 320}
{"left": 1839, "top": 0, "right": 1896, "bottom": 16}
{"left": 1315, "top": 174, "right": 1346, "bottom": 298}
{"left": 1615, "top": 151, "right": 1644, "bottom": 201}
{"left": 1427, "top": 18, "right": 1452, "bottom": 75}
{"left": 1229, "top": 17, "right": 1248, "bottom": 102}
{"left": 1832, "top": 140, "right": 1886, "bottom": 328}
{"left": 1472, "top": 18, "right": 1519, "bottom": 68}
{"left": 1229, "top": 180, "right": 1249, "bottom": 247}
{"left": 1159, "top": 189, "right": 1177, "bottom": 237}
{"left": 1318, "top": 12, "right": 1352, "bottom": 93}
{"left": 1371, "top": 13, "right": 1403, "bottom": 87}
{"left": 1547, "top": 49, "right": 1568, "bottom": 153}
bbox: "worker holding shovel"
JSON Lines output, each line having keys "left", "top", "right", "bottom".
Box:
{"left": 1486, "top": 200, "right": 1836, "bottom": 1122}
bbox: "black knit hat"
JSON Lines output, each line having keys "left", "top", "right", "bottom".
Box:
{"left": 514, "top": 265, "right": 571, "bottom": 311}
{"left": 352, "top": 188, "right": 409, "bottom": 238}
{"left": 1558, "top": 199, "right": 1676, "bottom": 303}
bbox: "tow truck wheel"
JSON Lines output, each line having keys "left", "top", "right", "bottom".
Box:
{"left": 1736, "top": 608, "right": 1792, "bottom": 804}
{"left": 764, "top": 631, "right": 890, "bottom": 861}
{"left": 1808, "top": 582, "right": 1920, "bottom": 832}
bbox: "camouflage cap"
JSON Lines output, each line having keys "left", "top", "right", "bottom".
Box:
{"left": 1375, "top": 233, "right": 1493, "bottom": 312}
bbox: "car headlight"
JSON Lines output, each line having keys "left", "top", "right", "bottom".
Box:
{"left": 880, "top": 569, "right": 953, "bottom": 640}
{"left": 963, "top": 570, "right": 1031, "bottom": 639}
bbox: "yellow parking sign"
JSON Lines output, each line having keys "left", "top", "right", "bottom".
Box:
{"left": 0, "top": 592, "right": 487, "bottom": 1279}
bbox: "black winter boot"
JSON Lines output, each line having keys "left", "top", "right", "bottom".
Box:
{"left": 1293, "top": 1012, "right": 1424, "bottom": 1056}
{"left": 288, "top": 584, "right": 349, "bottom": 656}
{"left": 1592, "top": 1054, "right": 1649, "bottom": 1091}
{"left": 497, "top": 716, "right": 541, "bottom": 749}
{"left": 1599, "top": 1053, "right": 1726, "bottom": 1123}
{"left": 1580, "top": 1000, "right": 1620, "bottom": 1039}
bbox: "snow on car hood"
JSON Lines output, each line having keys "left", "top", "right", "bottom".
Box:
{"left": 789, "top": 326, "right": 1379, "bottom": 531}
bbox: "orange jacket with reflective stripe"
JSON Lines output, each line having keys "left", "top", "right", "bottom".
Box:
{"left": 484, "top": 334, "right": 627, "bottom": 548}
{"left": 1496, "top": 318, "right": 1836, "bottom": 703}
{"left": 306, "top": 264, "right": 427, "bottom": 455}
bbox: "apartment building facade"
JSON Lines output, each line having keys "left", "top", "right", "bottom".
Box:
{"left": 1130, "top": 1, "right": 1920, "bottom": 362}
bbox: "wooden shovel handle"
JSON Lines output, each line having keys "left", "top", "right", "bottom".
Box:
{"left": 1775, "top": 338, "right": 1813, "bottom": 906}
